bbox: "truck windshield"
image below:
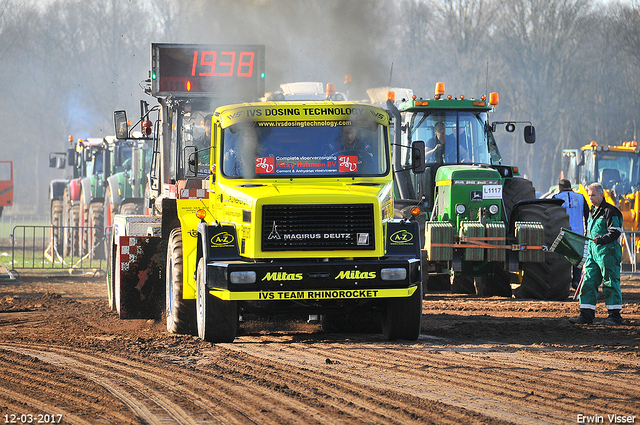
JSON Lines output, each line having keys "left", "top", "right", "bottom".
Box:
{"left": 221, "top": 123, "right": 389, "bottom": 178}
{"left": 410, "top": 111, "right": 490, "bottom": 165}
{"left": 596, "top": 152, "right": 640, "bottom": 192}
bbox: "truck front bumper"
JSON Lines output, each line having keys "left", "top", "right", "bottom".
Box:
{"left": 205, "top": 257, "right": 421, "bottom": 301}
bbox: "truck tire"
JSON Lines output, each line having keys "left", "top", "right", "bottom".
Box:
{"left": 79, "top": 192, "right": 90, "bottom": 256}
{"left": 196, "top": 258, "right": 237, "bottom": 342}
{"left": 514, "top": 203, "right": 571, "bottom": 300}
{"left": 166, "top": 228, "right": 196, "bottom": 335}
{"left": 381, "top": 281, "right": 423, "bottom": 340}
{"left": 88, "top": 202, "right": 104, "bottom": 260}
{"left": 502, "top": 177, "right": 536, "bottom": 220}
{"left": 50, "top": 200, "right": 63, "bottom": 255}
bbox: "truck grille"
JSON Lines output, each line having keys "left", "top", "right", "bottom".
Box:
{"left": 262, "top": 204, "right": 375, "bottom": 251}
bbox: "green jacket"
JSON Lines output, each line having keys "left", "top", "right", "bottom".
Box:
{"left": 587, "top": 200, "right": 622, "bottom": 264}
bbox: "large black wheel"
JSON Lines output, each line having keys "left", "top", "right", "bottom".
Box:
{"left": 451, "top": 275, "right": 476, "bottom": 294}
{"left": 502, "top": 178, "right": 536, "bottom": 220}
{"left": 166, "top": 228, "right": 197, "bottom": 335}
{"left": 88, "top": 202, "right": 104, "bottom": 260}
{"left": 79, "top": 192, "right": 90, "bottom": 256}
{"left": 65, "top": 204, "right": 80, "bottom": 257}
{"left": 514, "top": 204, "right": 571, "bottom": 300}
{"left": 321, "top": 311, "right": 381, "bottom": 334}
{"left": 483, "top": 264, "right": 513, "bottom": 297}
{"left": 381, "top": 282, "right": 423, "bottom": 341}
{"left": 196, "top": 258, "right": 238, "bottom": 342}
{"left": 50, "top": 200, "right": 63, "bottom": 255}
{"left": 106, "top": 237, "right": 116, "bottom": 310}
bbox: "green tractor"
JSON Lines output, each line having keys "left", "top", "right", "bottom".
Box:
{"left": 390, "top": 83, "right": 570, "bottom": 300}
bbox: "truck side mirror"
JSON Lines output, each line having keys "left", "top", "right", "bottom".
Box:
{"left": 66, "top": 148, "right": 75, "bottom": 167}
{"left": 114, "top": 110, "right": 129, "bottom": 140}
{"left": 49, "top": 154, "right": 57, "bottom": 168}
{"left": 56, "top": 157, "right": 66, "bottom": 169}
{"left": 524, "top": 125, "right": 536, "bottom": 144}
{"left": 411, "top": 140, "right": 426, "bottom": 173}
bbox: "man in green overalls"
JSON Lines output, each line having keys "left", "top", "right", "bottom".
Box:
{"left": 570, "top": 182, "right": 624, "bottom": 325}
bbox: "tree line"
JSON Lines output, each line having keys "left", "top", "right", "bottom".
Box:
{"left": 0, "top": 0, "right": 638, "bottom": 213}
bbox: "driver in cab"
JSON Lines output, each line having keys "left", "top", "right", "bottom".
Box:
{"left": 326, "top": 125, "right": 373, "bottom": 156}
{"left": 425, "top": 121, "right": 468, "bottom": 164}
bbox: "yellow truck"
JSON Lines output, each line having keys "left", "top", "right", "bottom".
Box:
{"left": 108, "top": 44, "right": 422, "bottom": 342}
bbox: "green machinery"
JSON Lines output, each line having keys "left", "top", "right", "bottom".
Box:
{"left": 390, "top": 83, "right": 571, "bottom": 300}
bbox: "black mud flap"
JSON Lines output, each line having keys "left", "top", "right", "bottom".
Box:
{"left": 115, "top": 235, "right": 164, "bottom": 319}
{"left": 385, "top": 219, "right": 421, "bottom": 258}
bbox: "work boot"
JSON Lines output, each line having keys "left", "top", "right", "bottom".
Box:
{"left": 602, "top": 309, "right": 623, "bottom": 326}
{"left": 569, "top": 308, "right": 595, "bottom": 324}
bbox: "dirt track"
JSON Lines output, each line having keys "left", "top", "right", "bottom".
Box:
{"left": 0, "top": 273, "right": 638, "bottom": 424}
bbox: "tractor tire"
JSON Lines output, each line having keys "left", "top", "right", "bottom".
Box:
{"left": 166, "top": 228, "right": 196, "bottom": 335}
{"left": 120, "top": 202, "right": 142, "bottom": 216}
{"left": 483, "top": 263, "right": 513, "bottom": 297}
{"left": 50, "top": 200, "right": 63, "bottom": 255}
{"left": 104, "top": 187, "right": 117, "bottom": 230}
{"left": 65, "top": 204, "right": 80, "bottom": 257}
{"left": 88, "top": 202, "right": 104, "bottom": 260}
{"left": 79, "top": 192, "right": 90, "bottom": 256}
{"left": 426, "top": 273, "right": 451, "bottom": 292}
{"left": 502, "top": 177, "right": 536, "bottom": 220}
{"left": 514, "top": 203, "right": 571, "bottom": 301}
{"left": 196, "top": 258, "right": 238, "bottom": 342}
{"left": 106, "top": 237, "right": 116, "bottom": 311}
{"left": 321, "top": 311, "right": 381, "bottom": 334}
{"left": 381, "top": 281, "right": 423, "bottom": 341}
{"left": 451, "top": 276, "right": 476, "bottom": 294}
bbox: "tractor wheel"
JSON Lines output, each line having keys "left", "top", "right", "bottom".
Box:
{"left": 451, "top": 275, "right": 476, "bottom": 294}
{"left": 514, "top": 203, "right": 571, "bottom": 300}
{"left": 165, "top": 228, "right": 196, "bottom": 335}
{"left": 321, "top": 311, "right": 381, "bottom": 334}
{"left": 88, "top": 202, "right": 104, "bottom": 260}
{"left": 426, "top": 273, "right": 451, "bottom": 292}
{"left": 381, "top": 281, "right": 423, "bottom": 341}
{"left": 104, "top": 187, "right": 117, "bottom": 230}
{"left": 65, "top": 204, "right": 80, "bottom": 257}
{"left": 483, "top": 264, "right": 513, "bottom": 297}
{"left": 62, "top": 189, "right": 72, "bottom": 257}
{"left": 106, "top": 236, "right": 116, "bottom": 310}
{"left": 502, "top": 177, "right": 536, "bottom": 220}
{"left": 196, "top": 258, "right": 237, "bottom": 342}
{"left": 79, "top": 192, "right": 90, "bottom": 256}
{"left": 120, "top": 202, "right": 142, "bottom": 216}
{"left": 50, "top": 200, "right": 63, "bottom": 255}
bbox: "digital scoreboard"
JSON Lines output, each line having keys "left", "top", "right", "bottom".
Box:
{"left": 151, "top": 43, "right": 265, "bottom": 99}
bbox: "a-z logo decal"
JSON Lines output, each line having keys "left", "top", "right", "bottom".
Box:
{"left": 211, "top": 231, "right": 235, "bottom": 247}
{"left": 390, "top": 229, "right": 413, "bottom": 245}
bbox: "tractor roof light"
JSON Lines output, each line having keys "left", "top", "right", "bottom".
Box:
{"left": 489, "top": 92, "right": 499, "bottom": 106}
{"left": 435, "top": 82, "right": 445, "bottom": 97}
{"left": 410, "top": 206, "right": 421, "bottom": 217}
{"left": 387, "top": 91, "right": 395, "bottom": 102}
{"left": 326, "top": 83, "right": 336, "bottom": 96}
{"left": 196, "top": 209, "right": 207, "bottom": 220}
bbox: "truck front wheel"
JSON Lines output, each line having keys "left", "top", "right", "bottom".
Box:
{"left": 381, "top": 282, "right": 423, "bottom": 340}
{"left": 166, "top": 228, "right": 196, "bottom": 335}
{"left": 196, "top": 258, "right": 238, "bottom": 342}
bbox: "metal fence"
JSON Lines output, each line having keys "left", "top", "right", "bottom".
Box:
{"left": 621, "top": 231, "right": 640, "bottom": 274}
{"left": 8, "top": 225, "right": 108, "bottom": 274}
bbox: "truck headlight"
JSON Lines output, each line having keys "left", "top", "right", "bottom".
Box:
{"left": 489, "top": 204, "right": 499, "bottom": 215}
{"left": 381, "top": 268, "right": 407, "bottom": 281}
{"left": 455, "top": 204, "right": 466, "bottom": 215}
{"left": 230, "top": 271, "right": 256, "bottom": 284}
